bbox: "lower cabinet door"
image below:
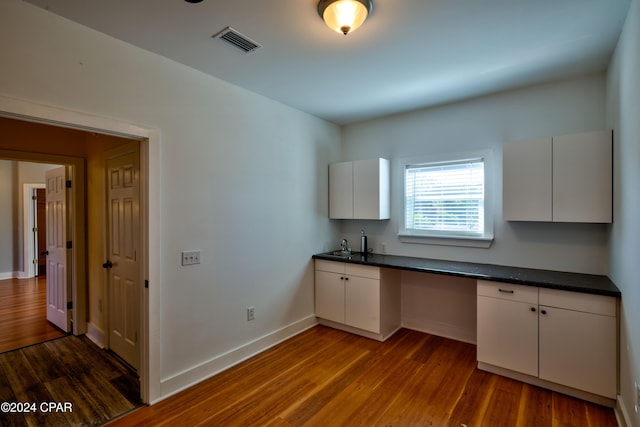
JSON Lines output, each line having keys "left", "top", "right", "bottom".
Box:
{"left": 539, "top": 306, "right": 617, "bottom": 398}
{"left": 345, "top": 276, "right": 380, "bottom": 333}
{"left": 477, "top": 295, "right": 538, "bottom": 377}
{"left": 315, "top": 270, "right": 345, "bottom": 324}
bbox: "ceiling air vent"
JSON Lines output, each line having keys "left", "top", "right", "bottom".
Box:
{"left": 213, "top": 27, "right": 262, "bottom": 54}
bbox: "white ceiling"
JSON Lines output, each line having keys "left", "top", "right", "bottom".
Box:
{"left": 25, "top": 0, "right": 631, "bottom": 125}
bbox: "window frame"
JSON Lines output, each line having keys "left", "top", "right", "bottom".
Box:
{"left": 398, "top": 149, "right": 494, "bottom": 248}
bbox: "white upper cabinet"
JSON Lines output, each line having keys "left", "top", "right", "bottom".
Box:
{"left": 503, "top": 130, "right": 612, "bottom": 223}
{"left": 328, "top": 161, "right": 353, "bottom": 219}
{"left": 552, "top": 131, "right": 612, "bottom": 223}
{"left": 329, "top": 158, "right": 390, "bottom": 220}
{"left": 503, "top": 137, "right": 553, "bottom": 221}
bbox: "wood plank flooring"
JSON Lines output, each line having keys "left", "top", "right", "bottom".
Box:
{"left": 0, "top": 335, "right": 142, "bottom": 426}
{"left": 0, "top": 277, "right": 66, "bottom": 353}
{"left": 108, "top": 326, "right": 617, "bottom": 427}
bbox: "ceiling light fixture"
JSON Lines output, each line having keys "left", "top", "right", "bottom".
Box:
{"left": 317, "top": 0, "right": 373, "bottom": 36}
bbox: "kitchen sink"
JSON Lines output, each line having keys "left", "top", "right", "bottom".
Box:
{"left": 329, "top": 251, "right": 352, "bottom": 257}
{"left": 327, "top": 251, "right": 367, "bottom": 258}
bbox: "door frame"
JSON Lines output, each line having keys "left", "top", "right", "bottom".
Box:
{"left": 0, "top": 95, "right": 160, "bottom": 404}
{"left": 22, "top": 182, "right": 46, "bottom": 279}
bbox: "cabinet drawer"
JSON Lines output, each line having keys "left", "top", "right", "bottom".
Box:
{"left": 315, "top": 259, "right": 345, "bottom": 274}
{"left": 346, "top": 264, "right": 380, "bottom": 280}
{"left": 539, "top": 288, "right": 616, "bottom": 316}
{"left": 477, "top": 280, "right": 538, "bottom": 304}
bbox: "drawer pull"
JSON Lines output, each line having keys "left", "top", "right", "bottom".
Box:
{"left": 498, "top": 289, "right": 514, "bottom": 294}
{"left": 530, "top": 307, "right": 536, "bottom": 312}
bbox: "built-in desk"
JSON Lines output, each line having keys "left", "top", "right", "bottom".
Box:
{"left": 312, "top": 252, "right": 620, "bottom": 297}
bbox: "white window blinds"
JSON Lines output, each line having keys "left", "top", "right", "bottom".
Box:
{"left": 404, "top": 158, "right": 485, "bottom": 236}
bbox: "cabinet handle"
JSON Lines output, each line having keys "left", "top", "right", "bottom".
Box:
{"left": 498, "top": 289, "right": 514, "bottom": 294}
{"left": 530, "top": 307, "right": 536, "bottom": 312}
{"left": 541, "top": 309, "right": 547, "bottom": 315}
{"left": 344, "top": 277, "right": 349, "bottom": 281}
{"left": 340, "top": 277, "right": 344, "bottom": 280}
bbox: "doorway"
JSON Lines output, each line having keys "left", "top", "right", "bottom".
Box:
{"left": 0, "top": 101, "right": 157, "bottom": 403}
{"left": 35, "top": 187, "right": 46, "bottom": 276}
{"left": 23, "top": 181, "right": 51, "bottom": 280}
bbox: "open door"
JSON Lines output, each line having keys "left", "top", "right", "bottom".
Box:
{"left": 45, "top": 166, "right": 71, "bottom": 332}
{"left": 105, "top": 142, "right": 141, "bottom": 370}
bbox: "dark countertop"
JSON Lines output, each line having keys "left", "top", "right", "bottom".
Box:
{"left": 312, "top": 252, "right": 621, "bottom": 297}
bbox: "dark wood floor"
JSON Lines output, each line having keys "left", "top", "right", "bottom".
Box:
{"left": 0, "top": 335, "right": 142, "bottom": 426}
{"left": 109, "top": 325, "right": 617, "bottom": 427}
{"left": 0, "top": 277, "right": 66, "bottom": 353}
{"left": 0, "top": 277, "right": 141, "bottom": 426}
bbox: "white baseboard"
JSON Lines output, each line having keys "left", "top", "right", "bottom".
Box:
{"left": 86, "top": 323, "right": 107, "bottom": 348}
{"left": 615, "top": 394, "right": 633, "bottom": 427}
{"left": 0, "top": 271, "right": 21, "bottom": 280}
{"left": 317, "top": 318, "right": 401, "bottom": 342}
{"left": 156, "top": 315, "right": 318, "bottom": 404}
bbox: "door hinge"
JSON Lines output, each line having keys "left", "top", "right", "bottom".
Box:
{"left": 32, "top": 195, "right": 37, "bottom": 200}
{"left": 145, "top": 280, "right": 149, "bottom": 289}
{"left": 32, "top": 227, "right": 38, "bottom": 233}
{"left": 66, "top": 241, "right": 72, "bottom": 249}
{"left": 65, "top": 180, "right": 72, "bottom": 188}
{"left": 33, "top": 259, "right": 38, "bottom": 265}
{"left": 67, "top": 301, "right": 73, "bottom": 309}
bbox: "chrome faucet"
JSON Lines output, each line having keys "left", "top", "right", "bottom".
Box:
{"left": 340, "top": 239, "right": 349, "bottom": 254}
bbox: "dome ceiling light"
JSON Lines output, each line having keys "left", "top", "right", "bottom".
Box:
{"left": 317, "top": 0, "right": 373, "bottom": 36}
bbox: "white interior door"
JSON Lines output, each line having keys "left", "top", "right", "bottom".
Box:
{"left": 105, "top": 142, "right": 141, "bottom": 370}
{"left": 45, "top": 166, "right": 71, "bottom": 332}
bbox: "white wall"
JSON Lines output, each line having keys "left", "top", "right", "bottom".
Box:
{"left": 341, "top": 75, "right": 610, "bottom": 345}
{"left": 606, "top": 0, "right": 640, "bottom": 424}
{"left": 341, "top": 74, "right": 609, "bottom": 275}
{"left": 0, "top": 160, "right": 59, "bottom": 278}
{"left": 0, "top": 0, "right": 341, "bottom": 400}
{"left": 0, "top": 160, "right": 15, "bottom": 276}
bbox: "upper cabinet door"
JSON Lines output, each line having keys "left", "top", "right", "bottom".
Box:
{"left": 329, "top": 161, "right": 354, "bottom": 219}
{"left": 503, "top": 137, "right": 553, "bottom": 221}
{"left": 503, "top": 130, "right": 612, "bottom": 223}
{"left": 353, "top": 158, "right": 390, "bottom": 220}
{"left": 329, "top": 158, "right": 390, "bottom": 220}
{"left": 552, "top": 130, "right": 612, "bottom": 223}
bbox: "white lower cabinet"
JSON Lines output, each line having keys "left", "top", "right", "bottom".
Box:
{"left": 477, "top": 281, "right": 539, "bottom": 377}
{"left": 538, "top": 288, "right": 617, "bottom": 399}
{"left": 315, "top": 269, "right": 346, "bottom": 324}
{"left": 477, "top": 280, "right": 617, "bottom": 402}
{"left": 315, "top": 259, "right": 400, "bottom": 341}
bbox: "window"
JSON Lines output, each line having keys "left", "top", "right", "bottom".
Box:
{"left": 400, "top": 151, "right": 493, "bottom": 248}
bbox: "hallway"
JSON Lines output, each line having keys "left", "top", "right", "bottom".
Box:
{"left": 0, "top": 277, "right": 65, "bottom": 353}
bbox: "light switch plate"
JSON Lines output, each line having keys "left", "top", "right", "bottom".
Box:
{"left": 181, "top": 250, "right": 201, "bottom": 266}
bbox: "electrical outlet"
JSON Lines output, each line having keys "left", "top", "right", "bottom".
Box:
{"left": 247, "top": 306, "right": 255, "bottom": 321}
{"left": 181, "top": 250, "right": 201, "bottom": 266}
{"left": 380, "top": 242, "right": 387, "bottom": 254}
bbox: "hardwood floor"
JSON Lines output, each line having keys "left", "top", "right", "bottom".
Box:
{"left": 0, "top": 335, "right": 142, "bottom": 426}
{"left": 0, "top": 277, "right": 66, "bottom": 353}
{"left": 108, "top": 326, "right": 617, "bottom": 427}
